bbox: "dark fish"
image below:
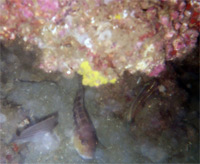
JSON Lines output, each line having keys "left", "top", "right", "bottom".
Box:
{"left": 72, "top": 75, "right": 98, "bottom": 159}
{"left": 127, "top": 80, "right": 158, "bottom": 122}
{"left": 10, "top": 112, "right": 58, "bottom": 144}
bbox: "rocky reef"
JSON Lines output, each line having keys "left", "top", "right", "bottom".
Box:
{"left": 0, "top": 0, "right": 199, "bottom": 86}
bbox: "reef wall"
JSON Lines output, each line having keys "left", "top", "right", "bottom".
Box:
{"left": 0, "top": 0, "right": 199, "bottom": 86}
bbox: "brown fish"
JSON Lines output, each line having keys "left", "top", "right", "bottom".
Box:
{"left": 10, "top": 112, "right": 58, "bottom": 144}
{"left": 72, "top": 75, "right": 98, "bottom": 159}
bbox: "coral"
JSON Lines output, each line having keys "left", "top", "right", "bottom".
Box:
{"left": 0, "top": 0, "right": 199, "bottom": 86}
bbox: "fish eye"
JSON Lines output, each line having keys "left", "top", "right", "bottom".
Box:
{"left": 81, "top": 139, "right": 87, "bottom": 145}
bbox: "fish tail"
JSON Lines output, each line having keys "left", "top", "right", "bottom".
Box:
{"left": 77, "top": 74, "right": 83, "bottom": 87}
{"left": 9, "top": 134, "right": 17, "bottom": 144}
{"left": 78, "top": 74, "right": 84, "bottom": 97}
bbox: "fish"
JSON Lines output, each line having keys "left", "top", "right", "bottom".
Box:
{"left": 10, "top": 112, "right": 58, "bottom": 144}
{"left": 72, "top": 75, "right": 98, "bottom": 159}
{"left": 127, "top": 80, "right": 158, "bottom": 122}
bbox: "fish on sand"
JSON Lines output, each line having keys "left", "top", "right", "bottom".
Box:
{"left": 10, "top": 112, "right": 58, "bottom": 144}
{"left": 72, "top": 75, "right": 98, "bottom": 159}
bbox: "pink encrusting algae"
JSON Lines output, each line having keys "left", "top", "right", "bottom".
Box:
{"left": 0, "top": 0, "right": 199, "bottom": 86}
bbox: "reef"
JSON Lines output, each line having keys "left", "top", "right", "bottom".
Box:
{"left": 0, "top": 0, "right": 199, "bottom": 86}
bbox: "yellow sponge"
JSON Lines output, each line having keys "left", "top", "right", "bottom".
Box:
{"left": 78, "top": 61, "right": 116, "bottom": 87}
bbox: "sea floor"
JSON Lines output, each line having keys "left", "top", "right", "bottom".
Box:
{"left": 0, "top": 41, "right": 199, "bottom": 163}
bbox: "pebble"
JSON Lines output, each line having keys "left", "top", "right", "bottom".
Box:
{"left": 0, "top": 113, "right": 7, "bottom": 123}
{"left": 158, "top": 85, "right": 166, "bottom": 93}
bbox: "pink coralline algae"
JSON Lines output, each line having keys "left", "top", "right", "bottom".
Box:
{"left": 0, "top": 0, "right": 199, "bottom": 84}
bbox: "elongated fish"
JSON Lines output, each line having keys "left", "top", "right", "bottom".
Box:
{"left": 72, "top": 75, "right": 98, "bottom": 159}
{"left": 10, "top": 112, "right": 58, "bottom": 144}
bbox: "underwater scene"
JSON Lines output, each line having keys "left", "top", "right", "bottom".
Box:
{"left": 0, "top": 0, "right": 199, "bottom": 163}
